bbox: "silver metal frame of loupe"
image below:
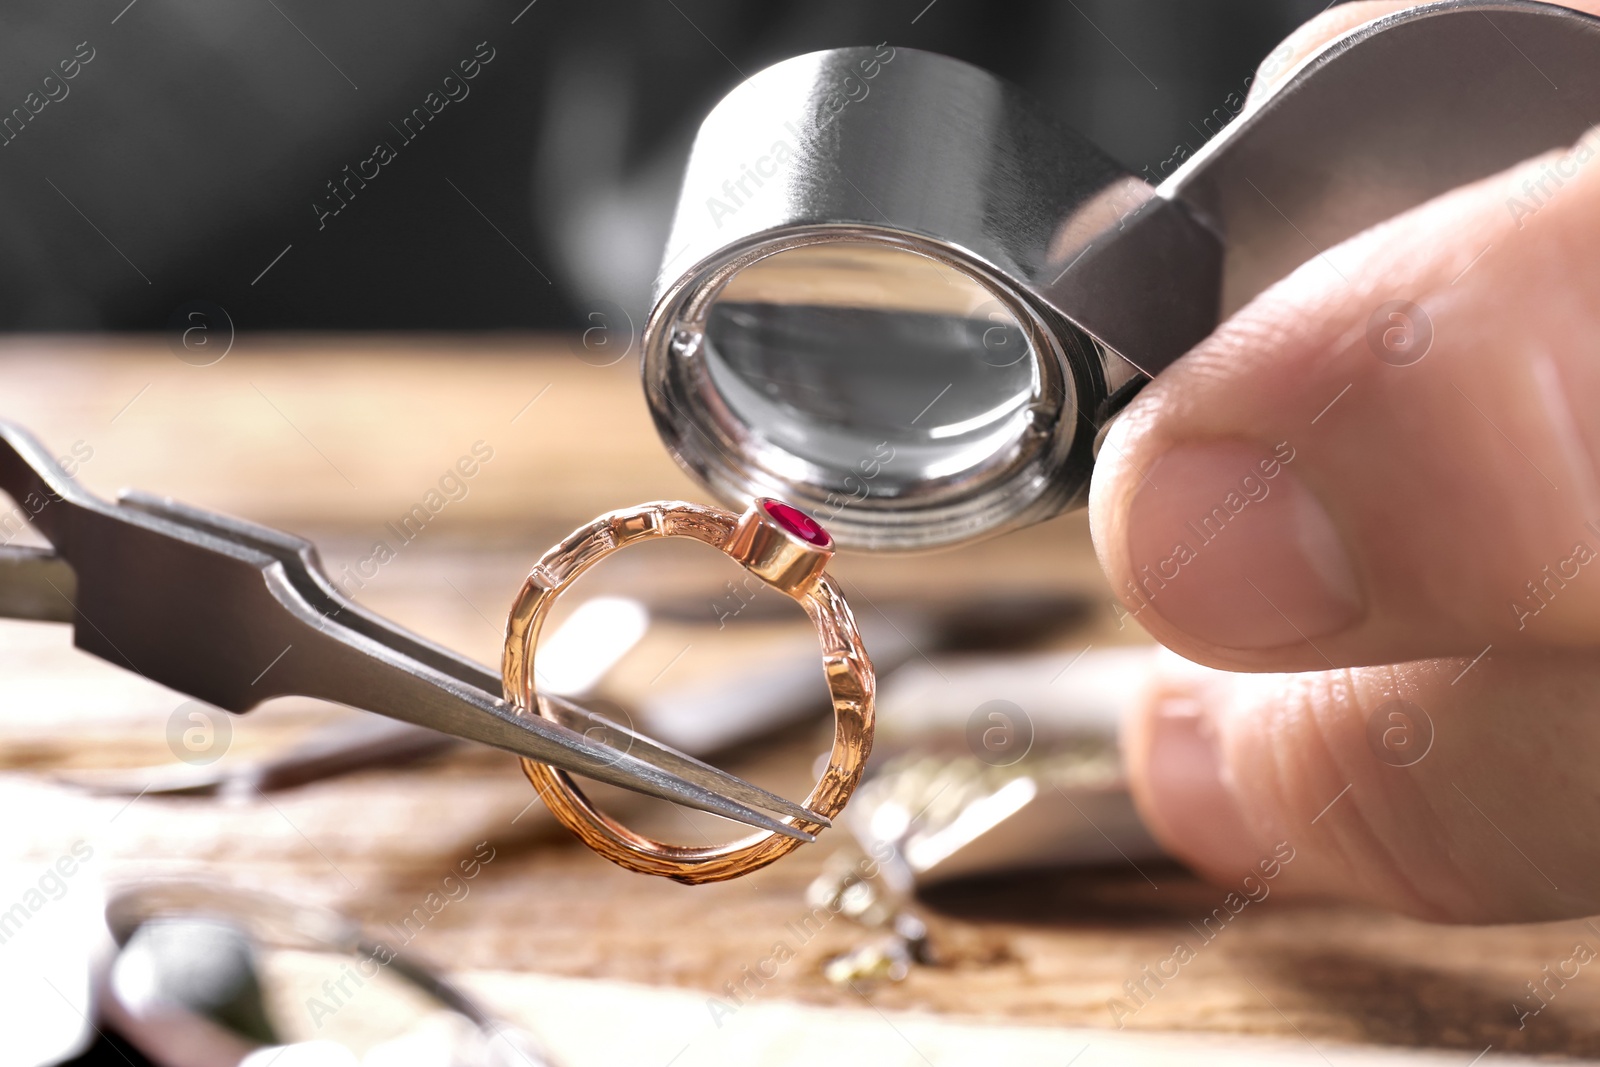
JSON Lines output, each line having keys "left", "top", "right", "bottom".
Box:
{"left": 643, "top": 2, "right": 1600, "bottom": 551}
{"left": 644, "top": 223, "right": 1136, "bottom": 551}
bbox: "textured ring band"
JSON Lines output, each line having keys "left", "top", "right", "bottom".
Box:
{"left": 502, "top": 499, "right": 875, "bottom": 884}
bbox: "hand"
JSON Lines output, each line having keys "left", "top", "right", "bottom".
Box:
{"left": 1094, "top": 1, "right": 1600, "bottom": 922}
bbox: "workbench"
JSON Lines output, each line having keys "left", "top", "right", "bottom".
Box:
{"left": 3, "top": 338, "right": 1597, "bottom": 1065}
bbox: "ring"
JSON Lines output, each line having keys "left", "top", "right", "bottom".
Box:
{"left": 502, "top": 499, "right": 875, "bottom": 884}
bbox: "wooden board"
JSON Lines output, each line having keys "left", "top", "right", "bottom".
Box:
{"left": 4, "top": 338, "right": 1599, "bottom": 1063}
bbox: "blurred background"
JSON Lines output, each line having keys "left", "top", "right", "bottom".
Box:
{"left": 23, "top": 4, "right": 1600, "bottom": 1065}
{"left": 0, "top": 0, "right": 1330, "bottom": 333}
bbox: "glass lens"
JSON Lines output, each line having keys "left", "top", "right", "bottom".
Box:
{"left": 701, "top": 241, "right": 1039, "bottom": 495}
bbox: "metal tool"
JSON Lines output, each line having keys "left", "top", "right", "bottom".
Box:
{"left": 642, "top": 0, "right": 1600, "bottom": 549}
{"left": 58, "top": 598, "right": 655, "bottom": 799}
{"left": 61, "top": 590, "right": 1086, "bottom": 798}
{"left": 636, "top": 590, "right": 1086, "bottom": 753}
{"left": 807, "top": 646, "right": 1164, "bottom": 988}
{"left": 854, "top": 646, "right": 1162, "bottom": 884}
{"left": 0, "top": 419, "right": 823, "bottom": 839}
{"left": 98, "top": 882, "right": 557, "bottom": 1067}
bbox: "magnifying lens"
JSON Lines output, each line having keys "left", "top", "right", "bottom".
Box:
{"left": 643, "top": 1, "right": 1600, "bottom": 550}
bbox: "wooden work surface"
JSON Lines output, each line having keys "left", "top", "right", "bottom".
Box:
{"left": 4, "top": 338, "right": 1600, "bottom": 1064}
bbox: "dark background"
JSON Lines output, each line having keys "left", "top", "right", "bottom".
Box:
{"left": 0, "top": 0, "right": 1332, "bottom": 333}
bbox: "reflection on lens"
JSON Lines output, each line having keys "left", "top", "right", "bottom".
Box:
{"left": 701, "top": 242, "right": 1039, "bottom": 493}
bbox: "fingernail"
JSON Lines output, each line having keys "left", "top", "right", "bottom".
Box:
{"left": 1143, "top": 696, "right": 1262, "bottom": 878}
{"left": 1125, "top": 440, "right": 1363, "bottom": 650}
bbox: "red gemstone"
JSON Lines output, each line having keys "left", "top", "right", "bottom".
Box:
{"left": 760, "top": 499, "right": 831, "bottom": 548}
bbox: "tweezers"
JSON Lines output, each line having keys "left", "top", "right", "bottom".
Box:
{"left": 0, "top": 419, "right": 824, "bottom": 840}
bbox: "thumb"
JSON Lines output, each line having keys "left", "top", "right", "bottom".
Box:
{"left": 1090, "top": 134, "right": 1600, "bottom": 674}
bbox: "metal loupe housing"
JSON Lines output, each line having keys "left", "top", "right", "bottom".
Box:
{"left": 644, "top": 2, "right": 1600, "bottom": 551}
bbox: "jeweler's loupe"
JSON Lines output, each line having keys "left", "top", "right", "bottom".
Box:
{"left": 643, "top": 1, "right": 1600, "bottom": 550}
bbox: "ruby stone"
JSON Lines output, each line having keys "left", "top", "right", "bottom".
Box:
{"left": 760, "top": 499, "right": 832, "bottom": 548}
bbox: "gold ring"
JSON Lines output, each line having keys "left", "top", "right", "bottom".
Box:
{"left": 502, "top": 499, "right": 874, "bottom": 884}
